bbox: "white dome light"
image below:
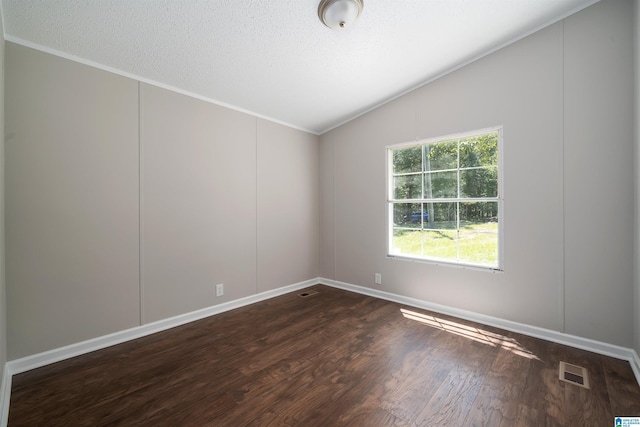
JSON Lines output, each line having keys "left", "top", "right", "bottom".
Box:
{"left": 318, "top": 0, "right": 364, "bottom": 29}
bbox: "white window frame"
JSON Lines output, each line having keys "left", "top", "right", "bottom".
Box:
{"left": 386, "top": 126, "right": 504, "bottom": 271}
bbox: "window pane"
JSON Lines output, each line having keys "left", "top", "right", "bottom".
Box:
{"left": 425, "top": 141, "right": 457, "bottom": 171}
{"left": 459, "top": 133, "right": 498, "bottom": 168}
{"left": 423, "top": 230, "right": 458, "bottom": 260}
{"left": 459, "top": 202, "right": 499, "bottom": 266}
{"left": 459, "top": 201, "right": 498, "bottom": 224}
{"left": 393, "top": 174, "right": 421, "bottom": 199}
{"left": 393, "top": 146, "right": 422, "bottom": 173}
{"left": 459, "top": 167, "right": 498, "bottom": 198}
{"left": 458, "top": 228, "right": 498, "bottom": 266}
{"left": 425, "top": 171, "right": 457, "bottom": 199}
{"left": 425, "top": 202, "right": 457, "bottom": 230}
{"left": 387, "top": 128, "right": 501, "bottom": 269}
{"left": 391, "top": 228, "right": 422, "bottom": 257}
{"left": 393, "top": 202, "right": 422, "bottom": 228}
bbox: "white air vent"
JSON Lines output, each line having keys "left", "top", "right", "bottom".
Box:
{"left": 559, "top": 361, "right": 590, "bottom": 389}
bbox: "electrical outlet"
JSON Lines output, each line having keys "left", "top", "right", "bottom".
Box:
{"left": 375, "top": 273, "right": 382, "bottom": 285}
{"left": 216, "top": 283, "right": 224, "bottom": 297}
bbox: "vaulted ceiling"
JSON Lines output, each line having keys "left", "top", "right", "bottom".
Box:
{"left": 2, "top": 0, "right": 598, "bottom": 134}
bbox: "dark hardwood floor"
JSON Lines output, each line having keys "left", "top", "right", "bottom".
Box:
{"left": 8, "top": 285, "right": 640, "bottom": 426}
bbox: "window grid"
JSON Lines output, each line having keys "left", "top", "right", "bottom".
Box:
{"left": 387, "top": 128, "right": 502, "bottom": 270}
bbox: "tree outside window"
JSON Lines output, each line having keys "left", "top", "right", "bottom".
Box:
{"left": 388, "top": 128, "right": 502, "bottom": 269}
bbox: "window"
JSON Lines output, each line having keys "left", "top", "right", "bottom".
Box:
{"left": 387, "top": 128, "right": 502, "bottom": 269}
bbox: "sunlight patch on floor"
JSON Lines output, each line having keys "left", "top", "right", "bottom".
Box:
{"left": 400, "top": 308, "right": 540, "bottom": 360}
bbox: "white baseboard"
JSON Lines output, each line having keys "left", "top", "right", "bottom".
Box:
{"left": 631, "top": 350, "right": 640, "bottom": 385}
{"left": 2, "top": 276, "right": 639, "bottom": 427}
{"left": 319, "top": 278, "right": 640, "bottom": 386}
{"left": 6, "top": 278, "right": 317, "bottom": 376}
{"left": 0, "top": 364, "right": 10, "bottom": 427}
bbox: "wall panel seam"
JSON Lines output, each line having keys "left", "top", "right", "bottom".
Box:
{"left": 560, "top": 20, "right": 566, "bottom": 334}
{"left": 138, "top": 82, "right": 145, "bottom": 326}
{"left": 255, "top": 117, "right": 259, "bottom": 294}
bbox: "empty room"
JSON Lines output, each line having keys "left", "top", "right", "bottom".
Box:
{"left": 0, "top": 0, "right": 640, "bottom": 425}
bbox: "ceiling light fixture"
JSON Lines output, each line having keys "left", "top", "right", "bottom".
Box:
{"left": 318, "top": 0, "right": 364, "bottom": 29}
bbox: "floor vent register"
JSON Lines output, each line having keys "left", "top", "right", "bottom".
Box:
{"left": 298, "top": 289, "right": 319, "bottom": 298}
{"left": 559, "top": 361, "right": 590, "bottom": 389}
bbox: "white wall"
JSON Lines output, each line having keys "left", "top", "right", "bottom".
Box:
{"left": 321, "top": 0, "right": 635, "bottom": 347}
{"left": 141, "top": 84, "right": 257, "bottom": 322}
{"left": 257, "top": 119, "right": 320, "bottom": 292}
{"left": 141, "top": 85, "right": 320, "bottom": 322}
{"left": 3, "top": 0, "right": 635, "bottom": 360}
{"left": 0, "top": 4, "right": 6, "bottom": 384}
{"left": 5, "top": 44, "right": 321, "bottom": 358}
{"left": 5, "top": 43, "right": 141, "bottom": 359}
{"left": 564, "top": 0, "right": 635, "bottom": 348}
{"left": 319, "top": 122, "right": 336, "bottom": 278}
{"left": 635, "top": 0, "right": 640, "bottom": 356}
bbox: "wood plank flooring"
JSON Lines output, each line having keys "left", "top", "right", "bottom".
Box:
{"left": 8, "top": 285, "right": 640, "bottom": 426}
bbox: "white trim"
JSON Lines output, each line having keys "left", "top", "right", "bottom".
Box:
{"left": 631, "top": 350, "right": 640, "bottom": 385}
{"left": 6, "top": 279, "right": 317, "bottom": 376}
{"left": 386, "top": 126, "right": 503, "bottom": 151}
{"left": 3, "top": 36, "right": 320, "bottom": 136}
{"left": 385, "top": 254, "right": 502, "bottom": 273}
{"left": 0, "top": 364, "right": 10, "bottom": 427}
{"left": 4, "top": 2, "right": 599, "bottom": 137}
{"left": 386, "top": 127, "right": 503, "bottom": 271}
{"left": 319, "top": 278, "right": 640, "bottom": 386}
{"left": 3, "top": 274, "right": 639, "bottom": 425}
{"left": 5, "top": 277, "right": 639, "bottom": 378}
{"left": 321, "top": 0, "right": 601, "bottom": 135}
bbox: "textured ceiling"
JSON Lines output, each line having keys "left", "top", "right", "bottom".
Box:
{"left": 1, "top": 0, "right": 597, "bottom": 134}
